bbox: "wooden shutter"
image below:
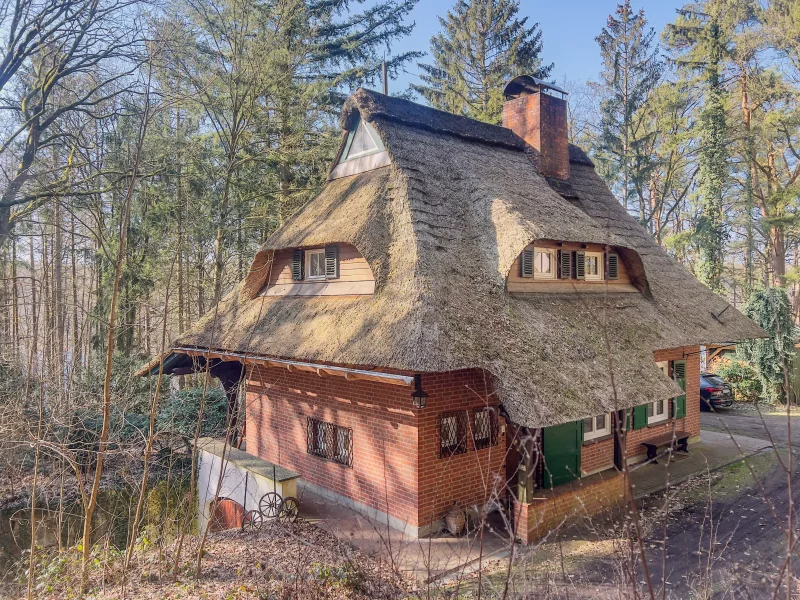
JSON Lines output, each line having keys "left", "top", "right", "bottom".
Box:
{"left": 673, "top": 359, "right": 687, "bottom": 419}
{"left": 542, "top": 421, "right": 582, "bottom": 488}
{"left": 607, "top": 253, "right": 619, "bottom": 280}
{"left": 520, "top": 249, "right": 534, "bottom": 278}
{"left": 325, "top": 245, "right": 339, "bottom": 279}
{"left": 574, "top": 251, "right": 586, "bottom": 280}
{"left": 291, "top": 249, "right": 304, "bottom": 281}
{"left": 558, "top": 249, "right": 572, "bottom": 279}
{"left": 632, "top": 404, "right": 648, "bottom": 430}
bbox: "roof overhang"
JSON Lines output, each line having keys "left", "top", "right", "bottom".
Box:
{"left": 135, "top": 347, "right": 414, "bottom": 388}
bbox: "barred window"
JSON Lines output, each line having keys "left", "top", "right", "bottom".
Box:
{"left": 307, "top": 417, "right": 353, "bottom": 467}
{"left": 473, "top": 407, "right": 499, "bottom": 450}
{"left": 439, "top": 411, "right": 468, "bottom": 457}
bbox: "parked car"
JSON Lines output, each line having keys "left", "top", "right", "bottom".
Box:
{"left": 700, "top": 372, "right": 734, "bottom": 411}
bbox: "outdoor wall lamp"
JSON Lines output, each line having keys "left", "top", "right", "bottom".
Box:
{"left": 411, "top": 374, "right": 428, "bottom": 409}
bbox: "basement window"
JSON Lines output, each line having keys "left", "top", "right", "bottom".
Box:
{"left": 439, "top": 411, "right": 468, "bottom": 457}
{"left": 473, "top": 407, "right": 499, "bottom": 450}
{"left": 307, "top": 417, "right": 353, "bottom": 467}
{"left": 583, "top": 413, "right": 611, "bottom": 441}
{"left": 533, "top": 248, "right": 555, "bottom": 279}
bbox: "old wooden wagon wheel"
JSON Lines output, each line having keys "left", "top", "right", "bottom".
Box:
{"left": 242, "top": 509, "right": 264, "bottom": 532}
{"left": 259, "top": 492, "right": 282, "bottom": 518}
{"left": 278, "top": 496, "right": 300, "bottom": 523}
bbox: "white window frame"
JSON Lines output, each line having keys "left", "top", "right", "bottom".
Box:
{"left": 584, "top": 251, "right": 604, "bottom": 281}
{"left": 583, "top": 413, "right": 612, "bottom": 441}
{"left": 533, "top": 247, "right": 556, "bottom": 280}
{"left": 648, "top": 399, "right": 668, "bottom": 424}
{"left": 305, "top": 248, "right": 326, "bottom": 281}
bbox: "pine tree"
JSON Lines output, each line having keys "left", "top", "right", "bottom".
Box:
{"left": 665, "top": 4, "right": 731, "bottom": 293}
{"left": 412, "top": 0, "right": 552, "bottom": 124}
{"left": 593, "top": 0, "right": 662, "bottom": 217}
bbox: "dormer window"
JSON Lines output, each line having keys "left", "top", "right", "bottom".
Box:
{"left": 305, "top": 249, "right": 327, "bottom": 280}
{"left": 584, "top": 251, "right": 603, "bottom": 281}
{"left": 338, "top": 118, "right": 384, "bottom": 164}
{"left": 534, "top": 248, "right": 555, "bottom": 279}
{"left": 329, "top": 116, "right": 391, "bottom": 180}
{"left": 511, "top": 241, "right": 638, "bottom": 293}
{"left": 291, "top": 246, "right": 340, "bottom": 281}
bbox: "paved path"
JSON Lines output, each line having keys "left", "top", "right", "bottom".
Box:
{"left": 297, "top": 482, "right": 511, "bottom": 585}
{"left": 701, "top": 409, "right": 800, "bottom": 448}
{"left": 629, "top": 429, "right": 770, "bottom": 499}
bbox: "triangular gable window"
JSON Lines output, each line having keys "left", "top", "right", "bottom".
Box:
{"left": 338, "top": 118, "right": 384, "bottom": 164}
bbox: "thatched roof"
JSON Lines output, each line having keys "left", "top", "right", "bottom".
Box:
{"left": 169, "top": 89, "right": 763, "bottom": 428}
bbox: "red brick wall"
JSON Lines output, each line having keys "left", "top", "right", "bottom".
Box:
{"left": 244, "top": 366, "right": 504, "bottom": 530}
{"left": 415, "top": 370, "right": 506, "bottom": 529}
{"left": 514, "top": 471, "right": 625, "bottom": 544}
{"left": 581, "top": 436, "right": 614, "bottom": 475}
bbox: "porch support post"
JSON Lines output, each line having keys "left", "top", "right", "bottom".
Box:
{"left": 613, "top": 410, "right": 626, "bottom": 471}
{"left": 210, "top": 361, "right": 246, "bottom": 446}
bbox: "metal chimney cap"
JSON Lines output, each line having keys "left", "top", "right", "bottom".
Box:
{"left": 503, "top": 75, "right": 568, "bottom": 100}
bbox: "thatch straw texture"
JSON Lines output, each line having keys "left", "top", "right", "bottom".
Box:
{"left": 172, "top": 89, "right": 763, "bottom": 428}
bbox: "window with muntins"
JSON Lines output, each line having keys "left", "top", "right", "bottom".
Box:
{"left": 583, "top": 413, "right": 611, "bottom": 440}
{"left": 533, "top": 248, "right": 555, "bottom": 279}
{"left": 647, "top": 399, "right": 668, "bottom": 424}
{"left": 307, "top": 417, "right": 353, "bottom": 467}
{"left": 305, "top": 249, "right": 326, "bottom": 280}
{"left": 439, "top": 411, "right": 468, "bottom": 457}
{"left": 473, "top": 407, "right": 499, "bottom": 450}
{"left": 584, "top": 251, "right": 604, "bottom": 281}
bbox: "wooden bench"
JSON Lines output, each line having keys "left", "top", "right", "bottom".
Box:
{"left": 641, "top": 431, "right": 690, "bottom": 464}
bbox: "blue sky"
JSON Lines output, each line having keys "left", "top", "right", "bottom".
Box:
{"left": 390, "top": 0, "right": 687, "bottom": 94}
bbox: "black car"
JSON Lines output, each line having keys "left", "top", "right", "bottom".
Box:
{"left": 700, "top": 372, "right": 734, "bottom": 411}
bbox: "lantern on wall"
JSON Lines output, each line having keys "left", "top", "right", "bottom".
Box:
{"left": 411, "top": 374, "right": 428, "bottom": 409}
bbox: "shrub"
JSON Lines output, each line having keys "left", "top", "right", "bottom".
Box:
{"left": 738, "top": 288, "right": 798, "bottom": 404}
{"left": 716, "top": 358, "right": 762, "bottom": 403}
{"left": 156, "top": 387, "right": 228, "bottom": 438}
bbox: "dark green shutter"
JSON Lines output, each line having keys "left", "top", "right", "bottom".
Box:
{"left": 542, "top": 421, "right": 582, "bottom": 488}
{"left": 575, "top": 251, "right": 585, "bottom": 279}
{"left": 632, "top": 404, "right": 648, "bottom": 430}
{"left": 673, "top": 360, "right": 687, "bottom": 418}
{"left": 520, "top": 249, "right": 534, "bottom": 277}
{"left": 558, "top": 249, "right": 571, "bottom": 279}
{"left": 325, "top": 245, "right": 339, "bottom": 279}
{"left": 291, "top": 249, "right": 304, "bottom": 281}
{"left": 607, "top": 253, "right": 619, "bottom": 280}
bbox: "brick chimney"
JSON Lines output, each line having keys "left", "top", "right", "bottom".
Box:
{"left": 502, "top": 76, "right": 570, "bottom": 181}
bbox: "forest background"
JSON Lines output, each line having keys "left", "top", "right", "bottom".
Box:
{"left": 2, "top": 0, "right": 800, "bottom": 593}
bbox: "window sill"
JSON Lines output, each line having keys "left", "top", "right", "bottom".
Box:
{"left": 582, "top": 433, "right": 613, "bottom": 446}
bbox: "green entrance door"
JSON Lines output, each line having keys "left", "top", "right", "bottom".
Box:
{"left": 542, "top": 421, "right": 582, "bottom": 488}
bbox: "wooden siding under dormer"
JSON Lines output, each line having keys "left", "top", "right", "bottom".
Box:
{"left": 261, "top": 244, "right": 376, "bottom": 297}
{"left": 508, "top": 240, "right": 639, "bottom": 293}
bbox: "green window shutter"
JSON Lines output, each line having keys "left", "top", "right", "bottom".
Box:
{"left": 574, "top": 251, "right": 585, "bottom": 279}
{"left": 607, "top": 253, "right": 619, "bottom": 280}
{"left": 632, "top": 404, "right": 648, "bottom": 430}
{"left": 673, "top": 359, "right": 687, "bottom": 418}
{"left": 325, "top": 245, "right": 339, "bottom": 279}
{"left": 558, "top": 249, "right": 571, "bottom": 279}
{"left": 520, "top": 249, "right": 534, "bottom": 277}
{"left": 291, "top": 249, "right": 304, "bottom": 281}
